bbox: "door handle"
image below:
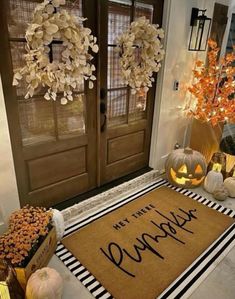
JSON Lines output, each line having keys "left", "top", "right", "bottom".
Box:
{"left": 100, "top": 102, "right": 107, "bottom": 132}
{"left": 100, "top": 102, "right": 106, "bottom": 114}
{"left": 100, "top": 88, "right": 107, "bottom": 132}
{"left": 101, "top": 114, "right": 107, "bottom": 132}
{"left": 100, "top": 88, "right": 107, "bottom": 100}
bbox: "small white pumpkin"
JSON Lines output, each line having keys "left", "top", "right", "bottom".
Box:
{"left": 213, "top": 185, "right": 229, "bottom": 201}
{"left": 224, "top": 177, "right": 235, "bottom": 197}
{"left": 204, "top": 170, "right": 223, "bottom": 194}
{"left": 51, "top": 209, "right": 65, "bottom": 240}
{"left": 26, "top": 267, "right": 63, "bottom": 299}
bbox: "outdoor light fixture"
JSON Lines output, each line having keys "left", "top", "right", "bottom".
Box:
{"left": 188, "top": 8, "right": 212, "bottom": 51}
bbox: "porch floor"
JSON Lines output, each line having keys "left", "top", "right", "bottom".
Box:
{"left": 49, "top": 184, "right": 235, "bottom": 299}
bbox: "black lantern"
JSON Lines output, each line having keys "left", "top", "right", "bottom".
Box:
{"left": 188, "top": 8, "right": 212, "bottom": 51}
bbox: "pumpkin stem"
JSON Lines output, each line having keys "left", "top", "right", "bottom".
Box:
{"left": 38, "top": 270, "right": 49, "bottom": 280}
{"left": 184, "top": 147, "right": 193, "bottom": 155}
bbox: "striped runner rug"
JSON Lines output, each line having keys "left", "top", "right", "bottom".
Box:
{"left": 56, "top": 179, "right": 235, "bottom": 299}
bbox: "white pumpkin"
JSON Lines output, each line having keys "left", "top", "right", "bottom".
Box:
{"left": 224, "top": 177, "right": 235, "bottom": 197}
{"left": 204, "top": 170, "right": 223, "bottom": 194}
{"left": 213, "top": 185, "right": 229, "bottom": 201}
{"left": 51, "top": 209, "right": 65, "bottom": 240}
{"left": 26, "top": 267, "right": 63, "bottom": 299}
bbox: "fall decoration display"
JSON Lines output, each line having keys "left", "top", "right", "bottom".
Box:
{"left": 207, "top": 152, "right": 227, "bottom": 179}
{"left": 15, "top": 228, "right": 57, "bottom": 290}
{"left": 165, "top": 147, "right": 207, "bottom": 188}
{"left": 116, "top": 16, "right": 164, "bottom": 96}
{"left": 51, "top": 209, "right": 65, "bottom": 240}
{"left": 0, "top": 206, "right": 52, "bottom": 267}
{"left": 187, "top": 39, "right": 235, "bottom": 126}
{"left": 26, "top": 267, "right": 63, "bottom": 299}
{"left": 213, "top": 185, "right": 229, "bottom": 201}
{"left": 204, "top": 170, "right": 223, "bottom": 194}
{"left": 220, "top": 134, "right": 235, "bottom": 155}
{"left": 12, "top": 0, "right": 98, "bottom": 105}
{"left": 228, "top": 164, "right": 235, "bottom": 178}
{"left": 224, "top": 177, "right": 235, "bottom": 197}
{"left": 0, "top": 260, "right": 25, "bottom": 299}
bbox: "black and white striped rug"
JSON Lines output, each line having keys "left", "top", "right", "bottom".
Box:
{"left": 56, "top": 179, "right": 235, "bottom": 299}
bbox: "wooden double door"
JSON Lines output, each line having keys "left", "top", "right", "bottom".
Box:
{"left": 0, "top": 0, "right": 163, "bottom": 207}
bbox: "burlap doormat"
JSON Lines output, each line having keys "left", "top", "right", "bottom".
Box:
{"left": 61, "top": 185, "right": 235, "bottom": 299}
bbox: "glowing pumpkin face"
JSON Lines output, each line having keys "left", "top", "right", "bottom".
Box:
{"left": 165, "top": 148, "right": 207, "bottom": 188}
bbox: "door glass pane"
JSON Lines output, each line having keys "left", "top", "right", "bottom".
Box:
{"left": 18, "top": 98, "right": 56, "bottom": 146}
{"left": 8, "top": 0, "right": 84, "bottom": 146}
{"left": 57, "top": 94, "right": 86, "bottom": 139}
{"left": 7, "top": 0, "right": 83, "bottom": 38}
{"left": 129, "top": 91, "right": 147, "bottom": 121}
{"left": 107, "top": 0, "right": 153, "bottom": 127}
{"left": 107, "top": 89, "right": 127, "bottom": 126}
{"left": 108, "top": 46, "right": 126, "bottom": 89}
{"left": 10, "top": 42, "right": 46, "bottom": 97}
{"left": 64, "top": 0, "right": 83, "bottom": 20}
{"left": 134, "top": 2, "right": 153, "bottom": 21}
{"left": 108, "top": 1, "right": 131, "bottom": 45}
{"left": 7, "top": 0, "right": 38, "bottom": 38}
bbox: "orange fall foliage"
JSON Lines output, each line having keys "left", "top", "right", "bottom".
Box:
{"left": 187, "top": 39, "right": 235, "bottom": 126}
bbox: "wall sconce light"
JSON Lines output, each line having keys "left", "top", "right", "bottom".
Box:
{"left": 188, "top": 8, "right": 212, "bottom": 51}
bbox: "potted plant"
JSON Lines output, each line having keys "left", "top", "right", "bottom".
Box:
{"left": 0, "top": 206, "right": 57, "bottom": 289}
{"left": 187, "top": 39, "right": 235, "bottom": 162}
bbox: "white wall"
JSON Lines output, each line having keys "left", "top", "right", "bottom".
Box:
{"left": 0, "top": 76, "right": 20, "bottom": 233}
{"left": 221, "top": 0, "right": 235, "bottom": 55}
{"left": 150, "top": 0, "right": 231, "bottom": 172}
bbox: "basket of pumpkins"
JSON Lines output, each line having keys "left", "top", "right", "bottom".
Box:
{"left": 0, "top": 205, "right": 62, "bottom": 290}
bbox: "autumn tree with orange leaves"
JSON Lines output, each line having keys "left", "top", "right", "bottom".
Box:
{"left": 187, "top": 39, "right": 235, "bottom": 126}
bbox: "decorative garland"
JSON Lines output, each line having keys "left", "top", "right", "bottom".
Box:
{"left": 13, "top": 0, "right": 98, "bottom": 105}
{"left": 116, "top": 17, "right": 164, "bottom": 95}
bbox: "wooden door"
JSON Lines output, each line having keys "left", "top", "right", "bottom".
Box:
{"left": 99, "top": 0, "right": 164, "bottom": 184}
{"left": 0, "top": 0, "right": 98, "bottom": 207}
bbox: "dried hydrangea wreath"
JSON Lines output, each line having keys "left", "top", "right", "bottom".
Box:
{"left": 116, "top": 17, "right": 164, "bottom": 95}
{"left": 13, "top": 0, "right": 98, "bottom": 105}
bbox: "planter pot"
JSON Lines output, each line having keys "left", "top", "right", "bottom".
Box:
{"left": 14, "top": 227, "right": 57, "bottom": 290}
{"left": 190, "top": 119, "right": 224, "bottom": 163}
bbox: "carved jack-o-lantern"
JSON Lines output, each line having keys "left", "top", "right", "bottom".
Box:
{"left": 165, "top": 148, "right": 207, "bottom": 188}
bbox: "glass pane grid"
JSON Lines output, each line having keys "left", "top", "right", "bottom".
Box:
{"left": 11, "top": 41, "right": 47, "bottom": 97}
{"left": 134, "top": 2, "right": 153, "bottom": 21}
{"left": 8, "top": 0, "right": 84, "bottom": 146}
{"left": 18, "top": 98, "right": 56, "bottom": 146}
{"left": 108, "top": 2, "right": 131, "bottom": 44}
{"left": 107, "top": 0, "right": 153, "bottom": 127}
{"left": 56, "top": 94, "right": 86, "bottom": 139}
{"left": 7, "top": 0, "right": 38, "bottom": 38}
{"left": 129, "top": 91, "right": 147, "bottom": 122}
{"left": 7, "top": 0, "right": 82, "bottom": 39}
{"left": 107, "top": 89, "right": 127, "bottom": 127}
{"left": 108, "top": 46, "right": 126, "bottom": 89}
{"left": 64, "top": 0, "right": 82, "bottom": 20}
